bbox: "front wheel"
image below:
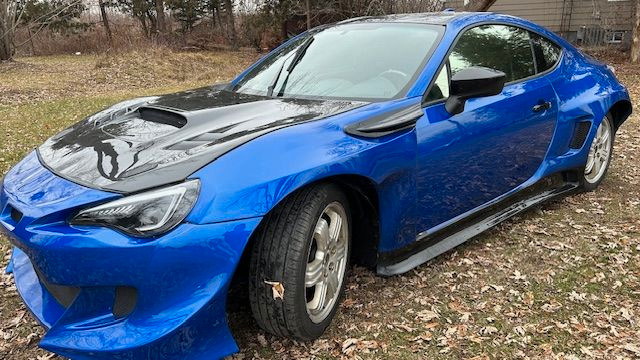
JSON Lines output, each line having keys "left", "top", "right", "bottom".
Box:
{"left": 248, "top": 183, "right": 351, "bottom": 340}
{"left": 581, "top": 114, "right": 614, "bottom": 191}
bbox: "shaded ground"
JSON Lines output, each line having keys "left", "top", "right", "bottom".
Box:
{"left": 0, "top": 50, "right": 639, "bottom": 360}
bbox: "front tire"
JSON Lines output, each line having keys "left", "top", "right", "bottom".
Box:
{"left": 581, "top": 114, "right": 614, "bottom": 191}
{"left": 248, "top": 183, "right": 351, "bottom": 341}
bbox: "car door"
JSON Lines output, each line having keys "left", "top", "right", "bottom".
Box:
{"left": 414, "top": 24, "right": 559, "bottom": 232}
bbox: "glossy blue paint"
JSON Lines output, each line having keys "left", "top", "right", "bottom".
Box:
{"left": 416, "top": 73, "right": 559, "bottom": 230}
{"left": 2, "top": 153, "right": 261, "bottom": 359}
{"left": 0, "top": 11, "right": 631, "bottom": 360}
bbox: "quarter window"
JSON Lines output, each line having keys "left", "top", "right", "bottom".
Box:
{"left": 425, "top": 64, "right": 449, "bottom": 102}
{"left": 449, "top": 24, "right": 535, "bottom": 83}
{"left": 530, "top": 33, "right": 562, "bottom": 72}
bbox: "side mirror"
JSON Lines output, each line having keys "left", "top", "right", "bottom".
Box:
{"left": 445, "top": 67, "right": 506, "bottom": 115}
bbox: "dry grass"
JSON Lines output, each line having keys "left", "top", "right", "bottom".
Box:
{"left": 0, "top": 47, "right": 257, "bottom": 106}
{"left": 0, "top": 51, "right": 639, "bottom": 360}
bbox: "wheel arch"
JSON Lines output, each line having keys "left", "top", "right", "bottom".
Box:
{"left": 608, "top": 99, "right": 632, "bottom": 131}
{"left": 329, "top": 174, "right": 380, "bottom": 269}
{"left": 232, "top": 174, "right": 381, "bottom": 287}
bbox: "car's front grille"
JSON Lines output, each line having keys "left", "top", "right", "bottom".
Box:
{"left": 113, "top": 286, "right": 138, "bottom": 318}
{"left": 33, "top": 266, "right": 80, "bottom": 308}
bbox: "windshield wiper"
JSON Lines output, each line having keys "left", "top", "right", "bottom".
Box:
{"left": 267, "top": 36, "right": 315, "bottom": 97}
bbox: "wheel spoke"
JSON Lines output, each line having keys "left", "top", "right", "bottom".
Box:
{"left": 314, "top": 281, "right": 328, "bottom": 311}
{"left": 307, "top": 280, "right": 326, "bottom": 311}
{"left": 325, "top": 271, "right": 339, "bottom": 302}
{"left": 334, "top": 241, "right": 347, "bottom": 262}
{"left": 593, "top": 156, "right": 602, "bottom": 176}
{"left": 599, "top": 131, "right": 610, "bottom": 147}
{"left": 328, "top": 210, "right": 342, "bottom": 243}
{"left": 585, "top": 153, "right": 595, "bottom": 174}
{"left": 314, "top": 218, "right": 329, "bottom": 251}
{"left": 305, "top": 260, "right": 324, "bottom": 287}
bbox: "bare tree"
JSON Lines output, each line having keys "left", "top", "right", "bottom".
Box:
{"left": 464, "top": 0, "right": 497, "bottom": 12}
{"left": 224, "top": 0, "right": 236, "bottom": 48}
{"left": 155, "top": 0, "right": 167, "bottom": 34}
{"left": 98, "top": 0, "right": 114, "bottom": 44}
{"left": 306, "top": 0, "right": 310, "bottom": 29}
{"left": 392, "top": 0, "right": 443, "bottom": 13}
{"left": 632, "top": 0, "right": 640, "bottom": 62}
{"left": 0, "top": 0, "right": 18, "bottom": 60}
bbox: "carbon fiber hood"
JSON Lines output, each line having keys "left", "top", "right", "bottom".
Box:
{"left": 38, "top": 86, "right": 365, "bottom": 193}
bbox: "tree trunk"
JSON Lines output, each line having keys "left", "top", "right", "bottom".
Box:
{"left": 155, "top": 0, "right": 166, "bottom": 35}
{"left": 632, "top": 0, "right": 640, "bottom": 62}
{"left": 281, "top": 18, "right": 288, "bottom": 40}
{"left": 0, "top": 34, "right": 11, "bottom": 61}
{"left": 224, "top": 0, "right": 237, "bottom": 49}
{"left": 213, "top": 1, "right": 222, "bottom": 29}
{"left": 146, "top": 10, "right": 158, "bottom": 34}
{"left": 0, "top": 0, "right": 16, "bottom": 61}
{"left": 98, "top": 0, "right": 113, "bottom": 45}
{"left": 27, "top": 26, "right": 36, "bottom": 55}
{"left": 306, "top": 0, "right": 311, "bottom": 30}
{"left": 464, "top": 0, "right": 497, "bottom": 12}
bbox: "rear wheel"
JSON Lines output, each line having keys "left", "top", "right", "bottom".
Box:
{"left": 581, "top": 115, "right": 614, "bottom": 191}
{"left": 248, "top": 183, "right": 350, "bottom": 340}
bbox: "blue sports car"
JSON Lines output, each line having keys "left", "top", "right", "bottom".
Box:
{"left": 0, "top": 10, "right": 632, "bottom": 360}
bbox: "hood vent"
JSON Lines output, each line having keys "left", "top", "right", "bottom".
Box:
{"left": 138, "top": 107, "right": 187, "bottom": 128}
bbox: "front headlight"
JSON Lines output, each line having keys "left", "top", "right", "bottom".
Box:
{"left": 70, "top": 180, "right": 200, "bottom": 237}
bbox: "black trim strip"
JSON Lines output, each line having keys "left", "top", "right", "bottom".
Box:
{"left": 377, "top": 173, "right": 580, "bottom": 275}
{"left": 344, "top": 103, "right": 423, "bottom": 138}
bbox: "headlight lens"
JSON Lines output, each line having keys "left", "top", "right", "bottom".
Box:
{"left": 70, "top": 180, "right": 200, "bottom": 237}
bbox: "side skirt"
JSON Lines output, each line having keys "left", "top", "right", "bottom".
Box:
{"left": 377, "top": 173, "right": 580, "bottom": 276}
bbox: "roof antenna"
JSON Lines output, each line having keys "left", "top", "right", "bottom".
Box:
{"left": 443, "top": 8, "right": 455, "bottom": 12}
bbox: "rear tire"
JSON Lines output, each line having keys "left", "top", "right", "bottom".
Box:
{"left": 580, "top": 114, "right": 614, "bottom": 192}
{"left": 248, "top": 183, "right": 351, "bottom": 341}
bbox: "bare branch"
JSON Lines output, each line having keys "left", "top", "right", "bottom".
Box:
{"left": 464, "top": 0, "right": 497, "bottom": 12}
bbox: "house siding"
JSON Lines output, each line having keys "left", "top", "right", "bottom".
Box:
{"left": 445, "top": 0, "right": 634, "bottom": 44}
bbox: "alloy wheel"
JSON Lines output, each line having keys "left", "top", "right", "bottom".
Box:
{"left": 305, "top": 202, "right": 349, "bottom": 324}
{"left": 584, "top": 118, "right": 613, "bottom": 184}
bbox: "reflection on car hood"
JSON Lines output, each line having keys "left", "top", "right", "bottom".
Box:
{"left": 38, "top": 87, "right": 366, "bottom": 193}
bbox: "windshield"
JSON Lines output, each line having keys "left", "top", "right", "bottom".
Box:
{"left": 233, "top": 23, "right": 443, "bottom": 101}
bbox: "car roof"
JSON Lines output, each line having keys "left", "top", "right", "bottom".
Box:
{"left": 335, "top": 11, "right": 570, "bottom": 49}
{"left": 337, "top": 11, "right": 480, "bottom": 26}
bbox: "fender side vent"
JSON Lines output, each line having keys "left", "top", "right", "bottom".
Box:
{"left": 570, "top": 121, "right": 591, "bottom": 149}
{"left": 10, "top": 206, "right": 23, "bottom": 223}
{"left": 138, "top": 107, "right": 187, "bottom": 128}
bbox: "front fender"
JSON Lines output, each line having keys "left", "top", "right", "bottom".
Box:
{"left": 187, "top": 98, "right": 422, "bottom": 252}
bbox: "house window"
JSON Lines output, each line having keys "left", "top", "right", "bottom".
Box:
{"left": 606, "top": 31, "right": 625, "bottom": 43}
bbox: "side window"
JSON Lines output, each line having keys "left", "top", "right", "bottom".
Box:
{"left": 449, "top": 24, "right": 535, "bottom": 83}
{"left": 530, "top": 32, "right": 562, "bottom": 73}
{"left": 425, "top": 64, "right": 450, "bottom": 102}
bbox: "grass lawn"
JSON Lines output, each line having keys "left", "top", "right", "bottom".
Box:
{"left": 0, "top": 49, "right": 639, "bottom": 359}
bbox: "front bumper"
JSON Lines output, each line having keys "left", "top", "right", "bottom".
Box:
{"left": 0, "top": 152, "right": 261, "bottom": 359}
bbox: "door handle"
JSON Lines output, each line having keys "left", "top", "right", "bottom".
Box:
{"left": 532, "top": 101, "right": 552, "bottom": 112}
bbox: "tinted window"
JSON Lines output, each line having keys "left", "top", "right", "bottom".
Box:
{"left": 234, "top": 23, "right": 442, "bottom": 100}
{"left": 531, "top": 33, "right": 562, "bottom": 72}
{"left": 449, "top": 25, "right": 535, "bottom": 83}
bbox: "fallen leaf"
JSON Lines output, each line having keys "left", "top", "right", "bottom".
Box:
{"left": 264, "top": 280, "right": 285, "bottom": 300}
